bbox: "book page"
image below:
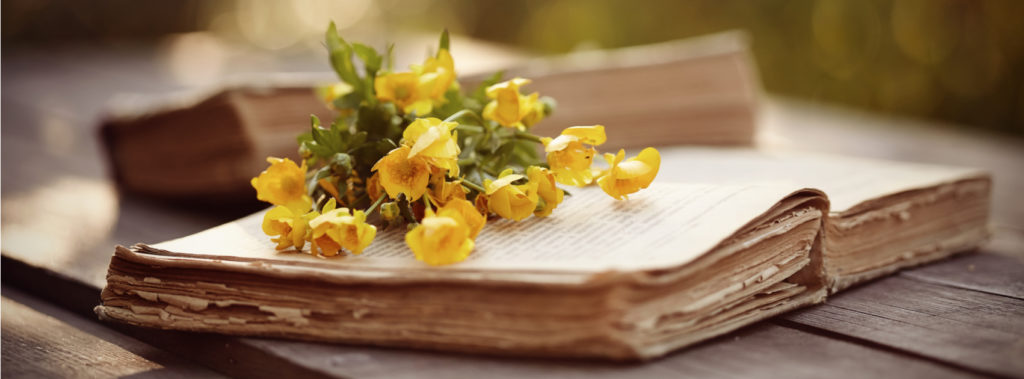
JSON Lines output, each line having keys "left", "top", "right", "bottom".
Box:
{"left": 153, "top": 183, "right": 799, "bottom": 273}
{"left": 656, "top": 147, "right": 985, "bottom": 212}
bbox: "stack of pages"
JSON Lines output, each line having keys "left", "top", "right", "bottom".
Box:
{"left": 96, "top": 149, "right": 990, "bottom": 360}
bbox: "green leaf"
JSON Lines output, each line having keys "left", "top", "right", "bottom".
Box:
{"left": 492, "top": 141, "right": 516, "bottom": 170}
{"left": 348, "top": 131, "right": 368, "bottom": 151}
{"left": 330, "top": 153, "right": 353, "bottom": 174}
{"left": 333, "top": 91, "right": 362, "bottom": 110}
{"left": 439, "top": 29, "right": 450, "bottom": 51}
{"left": 510, "top": 139, "right": 544, "bottom": 167}
{"left": 432, "top": 88, "right": 468, "bottom": 118}
{"left": 325, "top": 22, "right": 363, "bottom": 94}
{"left": 309, "top": 143, "right": 333, "bottom": 159}
{"left": 311, "top": 126, "right": 330, "bottom": 149}
{"left": 325, "top": 22, "right": 344, "bottom": 50}
{"left": 311, "top": 119, "right": 344, "bottom": 154}
{"left": 330, "top": 118, "right": 351, "bottom": 146}
{"left": 355, "top": 103, "right": 397, "bottom": 141}
{"left": 472, "top": 70, "right": 504, "bottom": 101}
{"left": 386, "top": 43, "right": 395, "bottom": 71}
{"left": 313, "top": 166, "right": 333, "bottom": 181}
{"left": 352, "top": 43, "right": 382, "bottom": 74}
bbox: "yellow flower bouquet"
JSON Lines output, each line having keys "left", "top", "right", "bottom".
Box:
{"left": 250, "top": 23, "right": 661, "bottom": 265}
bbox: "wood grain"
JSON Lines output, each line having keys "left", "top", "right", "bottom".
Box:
{"left": 783, "top": 276, "right": 1024, "bottom": 378}
{"left": 1, "top": 286, "right": 221, "bottom": 378}
{"left": 900, "top": 248, "right": 1024, "bottom": 299}
{"left": 661, "top": 324, "right": 982, "bottom": 379}
{"left": 207, "top": 323, "right": 981, "bottom": 379}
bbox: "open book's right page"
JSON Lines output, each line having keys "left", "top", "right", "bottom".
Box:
{"left": 656, "top": 147, "right": 991, "bottom": 291}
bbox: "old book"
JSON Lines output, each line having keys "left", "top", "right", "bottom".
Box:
{"left": 100, "top": 74, "right": 335, "bottom": 203}
{"left": 100, "top": 32, "right": 757, "bottom": 203}
{"left": 95, "top": 149, "right": 990, "bottom": 360}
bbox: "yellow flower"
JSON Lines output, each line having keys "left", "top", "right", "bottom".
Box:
{"left": 428, "top": 172, "right": 467, "bottom": 207}
{"left": 366, "top": 172, "right": 384, "bottom": 201}
{"left": 376, "top": 49, "right": 456, "bottom": 116}
{"left": 484, "top": 169, "right": 539, "bottom": 221}
{"left": 519, "top": 93, "right": 546, "bottom": 127}
{"left": 251, "top": 157, "right": 313, "bottom": 212}
{"left": 437, "top": 198, "right": 486, "bottom": 238}
{"left": 261, "top": 206, "right": 316, "bottom": 251}
{"left": 598, "top": 147, "right": 661, "bottom": 200}
{"left": 375, "top": 72, "right": 434, "bottom": 115}
{"left": 316, "top": 82, "right": 354, "bottom": 110}
{"left": 403, "top": 117, "right": 461, "bottom": 176}
{"left": 542, "top": 125, "right": 607, "bottom": 187}
{"left": 309, "top": 200, "right": 377, "bottom": 257}
{"left": 413, "top": 49, "right": 456, "bottom": 101}
{"left": 482, "top": 78, "right": 544, "bottom": 129}
{"left": 527, "top": 166, "right": 564, "bottom": 217}
{"left": 405, "top": 208, "right": 475, "bottom": 266}
{"left": 474, "top": 193, "right": 490, "bottom": 216}
{"left": 371, "top": 145, "right": 431, "bottom": 201}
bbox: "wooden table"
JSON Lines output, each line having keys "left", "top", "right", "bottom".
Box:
{"left": 3, "top": 45, "right": 1023, "bottom": 379}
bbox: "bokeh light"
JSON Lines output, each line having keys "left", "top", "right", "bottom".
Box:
{"left": 3, "top": 0, "right": 1022, "bottom": 134}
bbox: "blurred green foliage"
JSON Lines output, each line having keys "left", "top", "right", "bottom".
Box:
{"left": 417, "top": 0, "right": 1024, "bottom": 135}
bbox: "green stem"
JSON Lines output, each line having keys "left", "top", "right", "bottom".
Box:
{"left": 444, "top": 109, "right": 485, "bottom": 125}
{"left": 455, "top": 124, "right": 484, "bottom": 134}
{"left": 422, "top": 195, "right": 434, "bottom": 212}
{"left": 514, "top": 131, "right": 544, "bottom": 144}
{"left": 461, "top": 179, "right": 486, "bottom": 193}
{"left": 364, "top": 194, "right": 387, "bottom": 215}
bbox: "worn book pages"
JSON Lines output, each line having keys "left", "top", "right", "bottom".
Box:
{"left": 656, "top": 147, "right": 991, "bottom": 291}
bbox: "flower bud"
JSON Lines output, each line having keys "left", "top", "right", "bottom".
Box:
{"left": 381, "top": 201, "right": 401, "bottom": 221}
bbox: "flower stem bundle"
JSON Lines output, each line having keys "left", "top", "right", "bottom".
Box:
{"left": 251, "top": 23, "right": 661, "bottom": 265}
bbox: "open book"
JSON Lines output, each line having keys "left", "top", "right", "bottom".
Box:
{"left": 96, "top": 150, "right": 990, "bottom": 360}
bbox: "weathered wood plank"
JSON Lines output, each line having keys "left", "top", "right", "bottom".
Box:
{"left": 661, "top": 324, "right": 982, "bottom": 379}
{"left": 226, "top": 323, "right": 982, "bottom": 379}
{"left": 783, "top": 276, "right": 1024, "bottom": 378}
{"left": 900, "top": 249, "right": 1024, "bottom": 299}
{"left": 6, "top": 254, "right": 981, "bottom": 379}
{"left": 1, "top": 286, "right": 222, "bottom": 379}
